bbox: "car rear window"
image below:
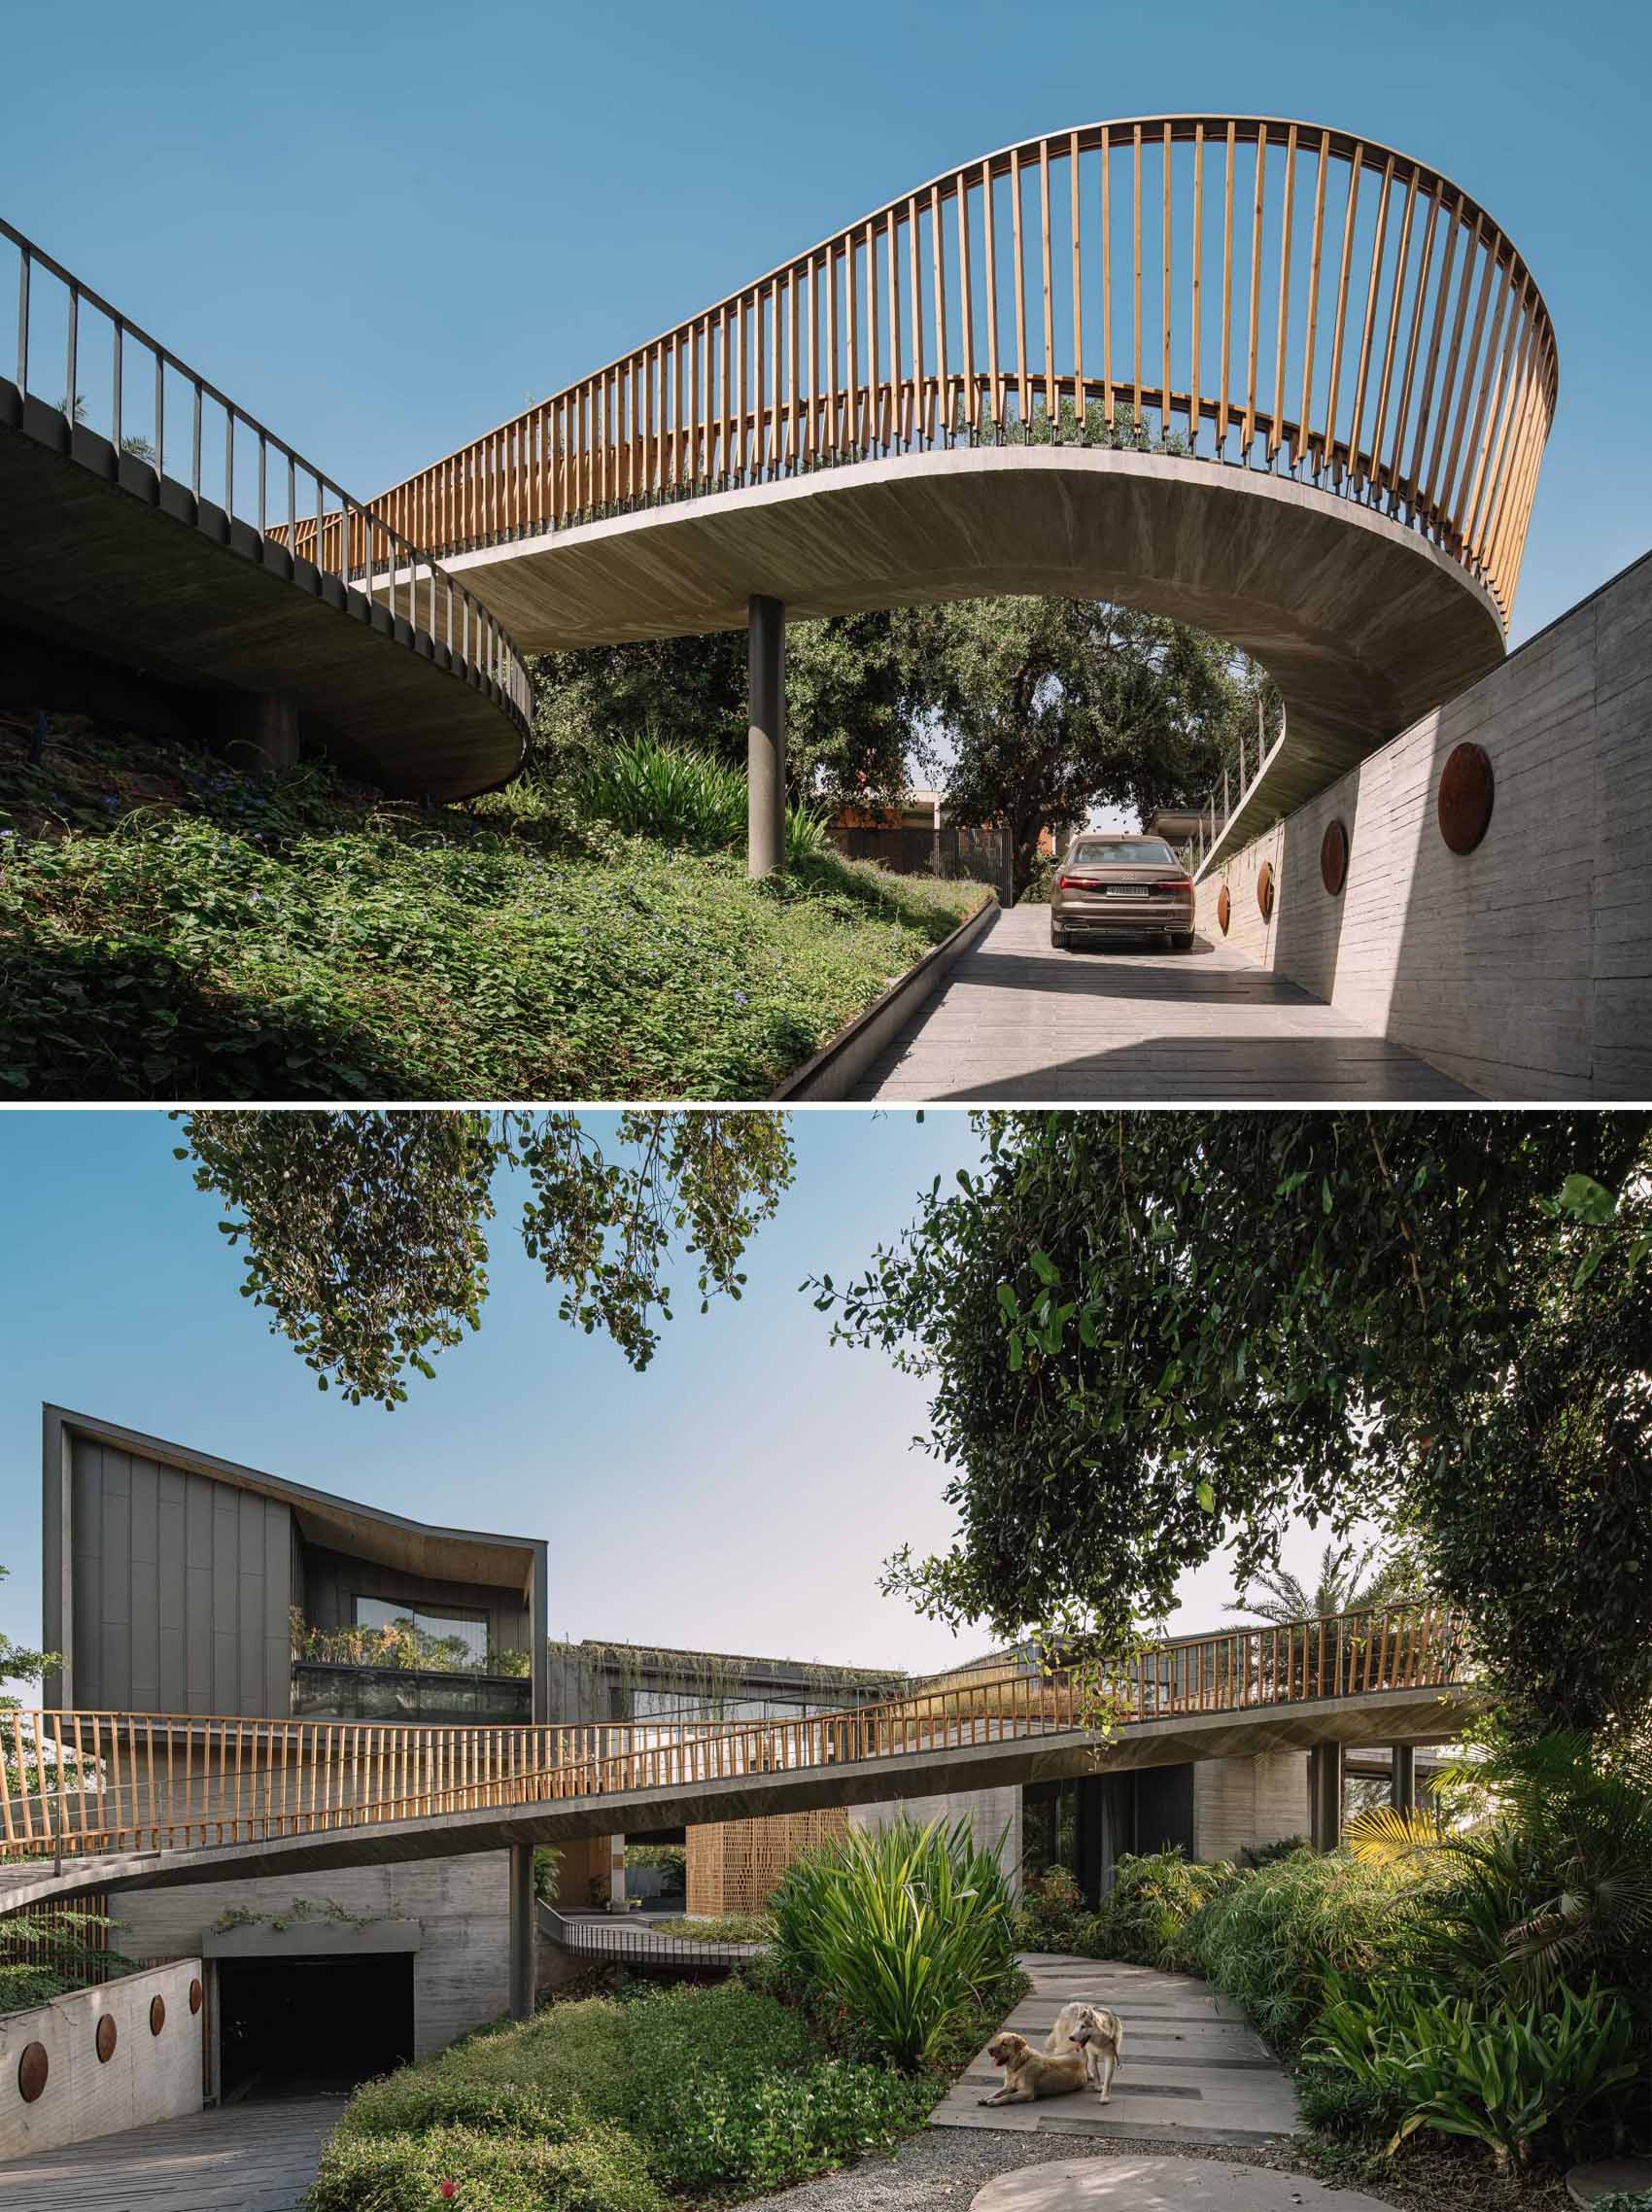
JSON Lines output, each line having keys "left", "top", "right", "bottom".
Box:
{"left": 1068, "top": 840, "right": 1180, "bottom": 867}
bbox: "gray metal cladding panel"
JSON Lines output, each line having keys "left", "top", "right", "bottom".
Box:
{"left": 68, "top": 1438, "right": 293, "bottom": 1717}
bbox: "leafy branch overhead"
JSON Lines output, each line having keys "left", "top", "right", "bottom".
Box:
{"left": 177, "top": 1110, "right": 795, "bottom": 1405}
{"left": 809, "top": 1110, "right": 1652, "bottom": 1739}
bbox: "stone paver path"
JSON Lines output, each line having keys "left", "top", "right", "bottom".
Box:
{"left": 932, "top": 1955, "right": 1298, "bottom": 2149}
{"left": 0, "top": 2093, "right": 343, "bottom": 2210}
{"left": 970, "top": 2153, "right": 1393, "bottom": 2210}
{"left": 853, "top": 905, "right": 1467, "bottom": 1100}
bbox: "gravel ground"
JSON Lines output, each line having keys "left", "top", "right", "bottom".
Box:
{"left": 749, "top": 2126, "right": 1576, "bottom": 2212}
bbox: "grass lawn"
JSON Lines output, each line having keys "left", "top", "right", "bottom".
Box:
{"left": 0, "top": 720, "right": 987, "bottom": 1100}
{"left": 649, "top": 1914, "right": 775, "bottom": 1944}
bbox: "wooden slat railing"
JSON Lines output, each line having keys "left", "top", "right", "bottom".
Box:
{"left": 358, "top": 117, "right": 1554, "bottom": 632}
{"left": 0, "top": 1603, "right": 1465, "bottom": 1866}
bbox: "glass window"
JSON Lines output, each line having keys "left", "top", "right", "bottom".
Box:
{"left": 355, "top": 1597, "right": 489, "bottom": 1669}
{"left": 1069, "top": 840, "right": 1180, "bottom": 868}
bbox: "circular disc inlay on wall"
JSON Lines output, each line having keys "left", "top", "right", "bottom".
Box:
{"left": 1217, "top": 882, "right": 1231, "bottom": 935}
{"left": 1437, "top": 742, "right": 1495, "bottom": 853}
{"left": 95, "top": 2015, "right": 118, "bottom": 2064}
{"left": 17, "top": 2042, "right": 49, "bottom": 2102}
{"left": 150, "top": 1995, "right": 166, "bottom": 2037}
{"left": 189, "top": 1978, "right": 203, "bottom": 2016}
{"left": 1320, "top": 817, "right": 1350, "bottom": 895}
{"left": 1256, "top": 861, "right": 1276, "bottom": 920}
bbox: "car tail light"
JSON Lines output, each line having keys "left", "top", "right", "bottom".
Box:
{"left": 1058, "top": 874, "right": 1099, "bottom": 889}
{"left": 1153, "top": 878, "right": 1194, "bottom": 892}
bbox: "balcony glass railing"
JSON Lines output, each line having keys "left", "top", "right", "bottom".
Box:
{"left": 291, "top": 1661, "right": 532, "bottom": 1726}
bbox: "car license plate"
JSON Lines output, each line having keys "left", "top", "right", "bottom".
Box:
{"left": 1104, "top": 884, "right": 1143, "bottom": 897}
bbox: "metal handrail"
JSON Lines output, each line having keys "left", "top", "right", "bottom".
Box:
{"left": 365, "top": 115, "right": 1554, "bottom": 632}
{"left": 2, "top": 214, "right": 533, "bottom": 730}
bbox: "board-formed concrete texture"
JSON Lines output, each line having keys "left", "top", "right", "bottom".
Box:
{"left": 932, "top": 1956, "right": 1300, "bottom": 2148}
{"left": 0, "top": 1958, "right": 202, "bottom": 2160}
{"left": 112, "top": 1851, "right": 510, "bottom": 2063}
{"left": 1195, "top": 549, "right": 1652, "bottom": 1098}
{"left": 850, "top": 905, "right": 1471, "bottom": 1100}
{"left": 969, "top": 2155, "right": 1395, "bottom": 2212}
{"left": 0, "top": 2091, "right": 341, "bottom": 2212}
{"left": 850, "top": 1783, "right": 1023, "bottom": 1887}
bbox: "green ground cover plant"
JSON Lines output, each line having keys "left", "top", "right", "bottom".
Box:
{"left": 0, "top": 722, "right": 983, "bottom": 1100}
{"left": 649, "top": 1914, "right": 774, "bottom": 1943}
{"left": 308, "top": 1980, "right": 938, "bottom": 2209}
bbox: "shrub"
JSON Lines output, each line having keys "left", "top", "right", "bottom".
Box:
{"left": 305, "top": 2122, "right": 663, "bottom": 2212}
{"left": 569, "top": 735, "right": 828, "bottom": 865}
{"left": 647, "top": 1914, "right": 773, "bottom": 1944}
{"left": 331, "top": 2071, "right": 581, "bottom": 2144}
{"left": 0, "top": 1963, "right": 69, "bottom": 2010}
{"left": 1190, "top": 1848, "right": 1430, "bottom": 2047}
{"left": 1084, "top": 1849, "right": 1235, "bottom": 1973}
{"left": 1011, "top": 1866, "right": 1091, "bottom": 1953}
{"left": 1304, "top": 1977, "right": 1641, "bottom": 2172}
{"left": 771, "top": 1816, "right": 1016, "bottom": 2069}
{"left": 627, "top": 2056, "right": 930, "bottom": 2194}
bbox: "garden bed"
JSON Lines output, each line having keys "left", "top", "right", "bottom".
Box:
{"left": 0, "top": 719, "right": 986, "bottom": 1100}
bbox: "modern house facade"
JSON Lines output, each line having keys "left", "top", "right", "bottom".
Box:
{"left": 33, "top": 1405, "right": 1444, "bottom": 2102}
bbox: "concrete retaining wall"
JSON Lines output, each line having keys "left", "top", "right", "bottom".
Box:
{"left": 1194, "top": 550, "right": 1652, "bottom": 1098}
{"left": 848, "top": 1782, "right": 1023, "bottom": 1892}
{"left": 112, "top": 1853, "right": 508, "bottom": 2062}
{"left": 0, "top": 1957, "right": 202, "bottom": 2160}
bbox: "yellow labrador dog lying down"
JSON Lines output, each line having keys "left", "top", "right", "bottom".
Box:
{"left": 978, "top": 2031, "right": 1087, "bottom": 2105}
{"left": 1048, "top": 2000, "right": 1126, "bottom": 2102}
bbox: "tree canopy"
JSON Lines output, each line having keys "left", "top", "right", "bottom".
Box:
{"left": 908, "top": 598, "right": 1274, "bottom": 893}
{"left": 179, "top": 1110, "right": 795, "bottom": 1403}
{"left": 530, "top": 592, "right": 1274, "bottom": 868}
{"left": 812, "top": 1111, "right": 1652, "bottom": 1741}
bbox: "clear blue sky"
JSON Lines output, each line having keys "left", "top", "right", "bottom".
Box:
{"left": 2, "top": 0, "right": 1646, "bottom": 647}
{"left": 0, "top": 1108, "right": 1335, "bottom": 1688}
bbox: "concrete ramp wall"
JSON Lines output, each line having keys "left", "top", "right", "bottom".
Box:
{"left": 0, "top": 1958, "right": 202, "bottom": 2160}
{"left": 1195, "top": 551, "right": 1651, "bottom": 1099}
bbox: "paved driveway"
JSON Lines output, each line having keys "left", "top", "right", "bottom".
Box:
{"left": 853, "top": 905, "right": 1467, "bottom": 1101}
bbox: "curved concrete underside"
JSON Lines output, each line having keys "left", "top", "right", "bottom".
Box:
{"left": 0, "top": 385, "right": 527, "bottom": 798}
{"left": 0, "top": 1679, "right": 1478, "bottom": 1915}
{"left": 448, "top": 445, "right": 1506, "bottom": 806}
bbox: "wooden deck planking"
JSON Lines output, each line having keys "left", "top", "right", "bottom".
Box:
{"left": 0, "top": 2095, "right": 341, "bottom": 2211}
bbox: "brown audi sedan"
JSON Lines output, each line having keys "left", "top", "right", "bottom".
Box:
{"left": 1050, "top": 835, "right": 1196, "bottom": 951}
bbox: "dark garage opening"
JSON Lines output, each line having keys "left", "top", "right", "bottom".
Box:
{"left": 218, "top": 1953, "right": 415, "bottom": 2101}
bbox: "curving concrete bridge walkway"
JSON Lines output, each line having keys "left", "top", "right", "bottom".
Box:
{"left": 850, "top": 904, "right": 1468, "bottom": 1100}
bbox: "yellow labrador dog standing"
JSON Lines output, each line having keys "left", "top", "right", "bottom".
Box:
{"left": 1047, "top": 2000, "right": 1126, "bottom": 2103}
{"left": 978, "top": 2030, "right": 1087, "bottom": 2106}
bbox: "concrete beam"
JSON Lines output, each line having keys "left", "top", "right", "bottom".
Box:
{"left": 746, "top": 594, "right": 785, "bottom": 879}
{"left": 1309, "top": 1743, "right": 1344, "bottom": 1851}
{"left": 441, "top": 446, "right": 1504, "bottom": 815}
{"left": 1391, "top": 1743, "right": 1417, "bottom": 1812}
{"left": 508, "top": 1842, "right": 534, "bottom": 2022}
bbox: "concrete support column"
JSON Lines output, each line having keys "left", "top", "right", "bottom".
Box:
{"left": 508, "top": 1842, "right": 534, "bottom": 2021}
{"left": 221, "top": 691, "right": 300, "bottom": 777}
{"left": 747, "top": 594, "right": 786, "bottom": 879}
{"left": 1308, "top": 1743, "right": 1344, "bottom": 1852}
{"left": 605, "top": 1834, "right": 627, "bottom": 1914}
{"left": 1391, "top": 1744, "right": 1417, "bottom": 1812}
